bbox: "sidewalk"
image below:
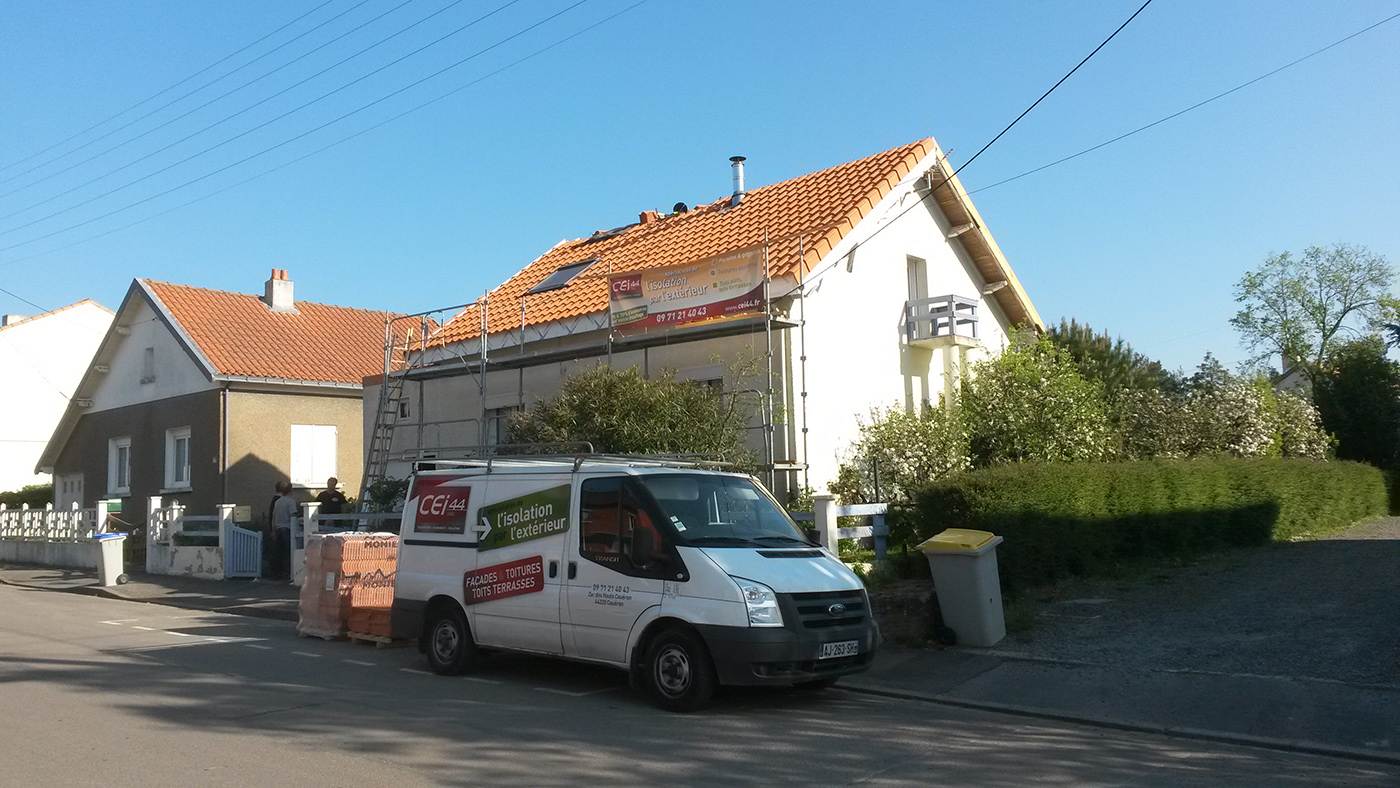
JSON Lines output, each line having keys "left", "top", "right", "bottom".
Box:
{"left": 2, "top": 561, "right": 1396, "bottom": 766}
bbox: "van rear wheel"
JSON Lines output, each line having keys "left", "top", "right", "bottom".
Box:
{"left": 425, "top": 605, "right": 479, "bottom": 675}
{"left": 646, "top": 628, "right": 716, "bottom": 712}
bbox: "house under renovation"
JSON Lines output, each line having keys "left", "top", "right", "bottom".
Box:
{"left": 363, "top": 138, "right": 1043, "bottom": 500}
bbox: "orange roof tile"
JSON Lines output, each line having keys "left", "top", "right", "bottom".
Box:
{"left": 434, "top": 139, "right": 938, "bottom": 345}
{"left": 144, "top": 280, "right": 397, "bottom": 384}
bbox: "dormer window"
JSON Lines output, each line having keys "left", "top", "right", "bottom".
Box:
{"left": 528, "top": 258, "right": 598, "bottom": 294}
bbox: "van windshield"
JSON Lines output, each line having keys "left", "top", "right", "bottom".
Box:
{"left": 636, "top": 474, "right": 814, "bottom": 548}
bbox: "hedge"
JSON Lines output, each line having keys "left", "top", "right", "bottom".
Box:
{"left": 913, "top": 458, "right": 1387, "bottom": 593}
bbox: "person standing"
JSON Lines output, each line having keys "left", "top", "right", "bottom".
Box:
{"left": 272, "top": 480, "right": 299, "bottom": 579}
{"left": 316, "top": 477, "right": 348, "bottom": 515}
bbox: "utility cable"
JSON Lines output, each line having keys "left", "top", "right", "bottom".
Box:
{"left": 0, "top": 0, "right": 342, "bottom": 179}
{"left": 968, "top": 10, "right": 1400, "bottom": 195}
{"left": 0, "top": 0, "right": 594, "bottom": 252}
{"left": 0, "top": 0, "right": 374, "bottom": 194}
{"left": 0, "top": 0, "right": 495, "bottom": 220}
{"left": 0, "top": 0, "right": 652, "bottom": 269}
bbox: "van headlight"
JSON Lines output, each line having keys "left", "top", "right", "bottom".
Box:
{"left": 733, "top": 577, "right": 783, "bottom": 627}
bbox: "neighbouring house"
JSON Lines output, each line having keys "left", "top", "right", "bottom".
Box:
{"left": 0, "top": 300, "right": 113, "bottom": 494}
{"left": 36, "top": 271, "right": 396, "bottom": 526}
{"left": 364, "top": 138, "right": 1043, "bottom": 499}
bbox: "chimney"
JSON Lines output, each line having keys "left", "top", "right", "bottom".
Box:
{"left": 638, "top": 210, "right": 661, "bottom": 225}
{"left": 729, "top": 156, "right": 746, "bottom": 207}
{"left": 264, "top": 268, "right": 296, "bottom": 312}
{"left": 1, "top": 314, "right": 26, "bottom": 327}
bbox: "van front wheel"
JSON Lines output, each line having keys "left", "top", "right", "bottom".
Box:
{"left": 425, "top": 605, "right": 478, "bottom": 675}
{"left": 646, "top": 629, "right": 716, "bottom": 712}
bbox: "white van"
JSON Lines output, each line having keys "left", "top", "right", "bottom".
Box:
{"left": 391, "top": 456, "right": 876, "bottom": 711}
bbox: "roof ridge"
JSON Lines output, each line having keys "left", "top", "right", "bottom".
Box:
{"left": 0, "top": 297, "right": 112, "bottom": 331}
{"left": 142, "top": 278, "right": 399, "bottom": 318}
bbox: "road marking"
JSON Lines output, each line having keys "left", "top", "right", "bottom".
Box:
{"left": 292, "top": 651, "right": 322, "bottom": 658}
{"left": 100, "top": 619, "right": 137, "bottom": 625}
{"left": 168, "top": 631, "right": 193, "bottom": 637}
{"left": 246, "top": 644, "right": 273, "bottom": 650}
{"left": 534, "top": 686, "right": 614, "bottom": 697}
{"left": 343, "top": 659, "right": 376, "bottom": 667}
{"left": 131, "top": 626, "right": 154, "bottom": 631}
{"left": 464, "top": 676, "right": 503, "bottom": 685}
{"left": 400, "top": 668, "right": 433, "bottom": 676}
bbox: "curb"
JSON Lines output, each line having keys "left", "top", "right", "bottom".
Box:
{"left": 839, "top": 682, "right": 1400, "bottom": 767}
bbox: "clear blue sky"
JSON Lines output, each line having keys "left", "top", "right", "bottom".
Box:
{"left": 2, "top": 1, "right": 1397, "bottom": 375}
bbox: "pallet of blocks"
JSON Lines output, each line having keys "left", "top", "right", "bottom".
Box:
{"left": 297, "top": 533, "right": 399, "bottom": 639}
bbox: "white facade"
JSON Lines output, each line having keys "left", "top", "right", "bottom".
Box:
{"left": 80, "top": 296, "right": 216, "bottom": 413}
{"left": 0, "top": 301, "right": 113, "bottom": 491}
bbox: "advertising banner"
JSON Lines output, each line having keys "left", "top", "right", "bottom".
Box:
{"left": 477, "top": 485, "right": 571, "bottom": 551}
{"left": 463, "top": 556, "right": 544, "bottom": 605}
{"left": 609, "top": 245, "right": 766, "bottom": 331}
{"left": 408, "top": 476, "right": 472, "bottom": 535}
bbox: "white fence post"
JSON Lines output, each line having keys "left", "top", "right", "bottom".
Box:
{"left": 813, "top": 494, "right": 838, "bottom": 551}
{"left": 217, "top": 504, "right": 235, "bottom": 580}
{"left": 146, "top": 496, "right": 163, "bottom": 574}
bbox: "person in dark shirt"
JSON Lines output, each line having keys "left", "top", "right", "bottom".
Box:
{"left": 316, "top": 477, "right": 348, "bottom": 515}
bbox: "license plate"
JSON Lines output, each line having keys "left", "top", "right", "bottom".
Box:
{"left": 819, "top": 640, "right": 860, "bottom": 659}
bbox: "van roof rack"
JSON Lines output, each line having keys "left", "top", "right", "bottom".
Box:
{"left": 402, "top": 445, "right": 739, "bottom": 475}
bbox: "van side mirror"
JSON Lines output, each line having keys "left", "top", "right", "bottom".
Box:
{"left": 804, "top": 527, "right": 821, "bottom": 546}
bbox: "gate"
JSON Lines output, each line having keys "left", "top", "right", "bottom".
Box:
{"left": 225, "top": 523, "right": 263, "bottom": 579}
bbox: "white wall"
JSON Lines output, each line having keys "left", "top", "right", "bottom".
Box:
{"left": 0, "top": 302, "right": 112, "bottom": 490}
{"left": 797, "top": 154, "right": 1015, "bottom": 492}
{"left": 86, "top": 297, "right": 215, "bottom": 413}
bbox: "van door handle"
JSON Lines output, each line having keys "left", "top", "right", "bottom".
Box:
{"left": 567, "top": 561, "right": 577, "bottom": 580}
{"left": 548, "top": 561, "right": 558, "bottom": 579}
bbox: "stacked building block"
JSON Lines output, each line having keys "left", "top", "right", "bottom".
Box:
{"left": 297, "top": 533, "right": 398, "bottom": 639}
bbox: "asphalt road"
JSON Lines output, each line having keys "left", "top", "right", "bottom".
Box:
{"left": 2, "top": 584, "right": 1394, "bottom": 788}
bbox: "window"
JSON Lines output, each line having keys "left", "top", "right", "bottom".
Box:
{"left": 165, "top": 427, "right": 191, "bottom": 490}
{"left": 108, "top": 437, "right": 131, "bottom": 495}
{"left": 486, "top": 406, "right": 520, "bottom": 445}
{"left": 141, "top": 347, "right": 156, "bottom": 384}
{"left": 290, "top": 425, "right": 337, "bottom": 486}
{"left": 527, "top": 258, "right": 598, "bottom": 294}
{"left": 578, "top": 477, "right": 676, "bottom": 580}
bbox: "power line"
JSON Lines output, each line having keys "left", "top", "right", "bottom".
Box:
{"left": 0, "top": 0, "right": 341, "bottom": 178}
{"left": 968, "top": 10, "right": 1400, "bottom": 195}
{"left": 0, "top": 0, "right": 496, "bottom": 222}
{"left": 0, "top": 0, "right": 653, "bottom": 269}
{"left": 0, "top": 0, "right": 600, "bottom": 254}
{"left": 0, "top": 0, "right": 477, "bottom": 210}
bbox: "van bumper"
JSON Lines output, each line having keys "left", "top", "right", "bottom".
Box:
{"left": 694, "top": 622, "right": 877, "bottom": 686}
{"left": 391, "top": 598, "right": 427, "bottom": 647}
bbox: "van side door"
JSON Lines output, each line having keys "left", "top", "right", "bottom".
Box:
{"left": 564, "top": 476, "right": 681, "bottom": 664}
{"left": 466, "top": 476, "right": 571, "bottom": 655}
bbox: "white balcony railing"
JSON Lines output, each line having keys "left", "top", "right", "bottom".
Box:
{"left": 905, "top": 294, "right": 978, "bottom": 344}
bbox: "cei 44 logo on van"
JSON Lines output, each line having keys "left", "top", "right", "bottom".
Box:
{"left": 409, "top": 477, "right": 472, "bottom": 535}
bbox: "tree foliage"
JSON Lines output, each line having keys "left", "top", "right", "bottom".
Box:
{"left": 1312, "top": 338, "right": 1400, "bottom": 467}
{"left": 961, "top": 333, "right": 1115, "bottom": 466}
{"left": 1231, "top": 243, "right": 1398, "bottom": 377}
{"left": 507, "top": 364, "right": 754, "bottom": 464}
{"left": 1048, "top": 318, "right": 1177, "bottom": 394}
{"left": 0, "top": 484, "right": 52, "bottom": 508}
{"left": 829, "top": 403, "right": 967, "bottom": 504}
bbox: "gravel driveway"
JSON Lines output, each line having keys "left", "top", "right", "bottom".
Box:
{"left": 990, "top": 517, "right": 1400, "bottom": 688}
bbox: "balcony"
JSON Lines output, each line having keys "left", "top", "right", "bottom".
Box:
{"left": 905, "top": 294, "right": 978, "bottom": 347}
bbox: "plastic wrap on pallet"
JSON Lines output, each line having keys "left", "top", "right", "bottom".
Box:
{"left": 299, "top": 533, "right": 399, "bottom": 639}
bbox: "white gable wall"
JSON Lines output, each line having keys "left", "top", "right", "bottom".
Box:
{"left": 0, "top": 302, "right": 112, "bottom": 490}
{"left": 87, "top": 297, "right": 215, "bottom": 413}
{"left": 797, "top": 158, "right": 1014, "bottom": 493}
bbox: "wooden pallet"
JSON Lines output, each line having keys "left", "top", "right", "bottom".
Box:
{"left": 347, "top": 632, "right": 399, "bottom": 648}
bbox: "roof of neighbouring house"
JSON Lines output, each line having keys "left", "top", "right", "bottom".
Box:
{"left": 142, "top": 280, "right": 397, "bottom": 384}
{"left": 0, "top": 298, "right": 112, "bottom": 332}
{"left": 432, "top": 138, "right": 1041, "bottom": 347}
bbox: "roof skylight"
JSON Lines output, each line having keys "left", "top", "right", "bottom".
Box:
{"left": 527, "top": 258, "right": 598, "bottom": 294}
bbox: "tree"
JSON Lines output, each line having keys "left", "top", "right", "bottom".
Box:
{"left": 1312, "top": 338, "right": 1400, "bottom": 467}
{"left": 1048, "top": 318, "right": 1178, "bottom": 394}
{"left": 506, "top": 364, "right": 754, "bottom": 464}
{"left": 1231, "top": 243, "right": 1399, "bottom": 378}
{"left": 830, "top": 403, "right": 968, "bottom": 504}
{"left": 960, "top": 333, "right": 1115, "bottom": 466}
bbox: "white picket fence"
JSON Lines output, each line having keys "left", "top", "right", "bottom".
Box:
{"left": 145, "top": 497, "right": 262, "bottom": 580}
{"left": 0, "top": 500, "right": 123, "bottom": 571}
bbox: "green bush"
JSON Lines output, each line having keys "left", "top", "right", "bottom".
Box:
{"left": 913, "top": 458, "right": 1387, "bottom": 593}
{"left": 0, "top": 484, "right": 53, "bottom": 508}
